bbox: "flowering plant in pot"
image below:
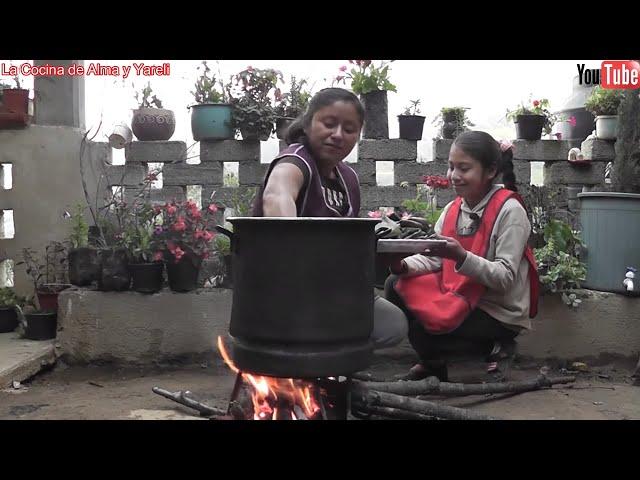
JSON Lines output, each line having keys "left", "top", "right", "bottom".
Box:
{"left": 153, "top": 198, "right": 220, "bottom": 292}
{"left": 584, "top": 86, "right": 624, "bottom": 140}
{"left": 397, "top": 99, "right": 426, "bottom": 141}
{"left": 227, "top": 66, "right": 282, "bottom": 141}
{"left": 17, "top": 244, "right": 71, "bottom": 314}
{"left": 274, "top": 76, "right": 311, "bottom": 139}
{"left": 189, "top": 61, "right": 233, "bottom": 141}
{"left": 334, "top": 60, "right": 397, "bottom": 139}
{"left": 506, "top": 98, "right": 557, "bottom": 140}
{"left": 131, "top": 82, "right": 175, "bottom": 141}
{"left": 0, "top": 71, "right": 30, "bottom": 128}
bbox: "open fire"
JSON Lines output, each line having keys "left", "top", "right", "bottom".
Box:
{"left": 217, "top": 336, "right": 348, "bottom": 420}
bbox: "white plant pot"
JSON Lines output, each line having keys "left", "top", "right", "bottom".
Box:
{"left": 109, "top": 123, "right": 133, "bottom": 149}
{"left": 595, "top": 115, "right": 618, "bottom": 140}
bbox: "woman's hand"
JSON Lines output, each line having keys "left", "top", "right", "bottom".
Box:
{"left": 423, "top": 234, "right": 467, "bottom": 266}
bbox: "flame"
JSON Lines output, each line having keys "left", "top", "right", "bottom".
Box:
{"left": 217, "top": 336, "right": 321, "bottom": 420}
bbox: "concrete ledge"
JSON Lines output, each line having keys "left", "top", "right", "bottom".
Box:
{"left": 162, "top": 163, "right": 224, "bottom": 186}
{"left": 200, "top": 140, "right": 260, "bottom": 162}
{"left": 543, "top": 161, "right": 606, "bottom": 185}
{"left": 58, "top": 288, "right": 232, "bottom": 365}
{"left": 105, "top": 164, "right": 147, "bottom": 187}
{"left": 513, "top": 140, "right": 571, "bottom": 161}
{"left": 518, "top": 290, "right": 640, "bottom": 361}
{"left": 0, "top": 333, "right": 56, "bottom": 389}
{"left": 358, "top": 139, "right": 417, "bottom": 161}
{"left": 238, "top": 162, "right": 269, "bottom": 186}
{"left": 432, "top": 139, "right": 453, "bottom": 161}
{"left": 125, "top": 141, "right": 187, "bottom": 163}
{"left": 581, "top": 138, "right": 616, "bottom": 161}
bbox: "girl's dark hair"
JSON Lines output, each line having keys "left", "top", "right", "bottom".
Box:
{"left": 452, "top": 130, "right": 518, "bottom": 192}
{"left": 284, "top": 87, "right": 365, "bottom": 145}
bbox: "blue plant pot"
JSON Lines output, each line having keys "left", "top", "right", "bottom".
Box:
{"left": 190, "top": 103, "right": 233, "bottom": 141}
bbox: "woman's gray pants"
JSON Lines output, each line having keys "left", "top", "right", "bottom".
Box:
{"left": 371, "top": 294, "right": 408, "bottom": 349}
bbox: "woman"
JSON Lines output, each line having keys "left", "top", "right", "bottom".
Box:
{"left": 253, "top": 87, "right": 408, "bottom": 350}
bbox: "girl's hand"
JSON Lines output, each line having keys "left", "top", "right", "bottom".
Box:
{"left": 423, "top": 234, "right": 467, "bottom": 265}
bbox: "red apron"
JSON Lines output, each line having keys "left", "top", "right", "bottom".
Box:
{"left": 394, "top": 188, "right": 539, "bottom": 335}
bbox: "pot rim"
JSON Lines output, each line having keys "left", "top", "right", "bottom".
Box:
{"left": 226, "top": 216, "right": 380, "bottom": 223}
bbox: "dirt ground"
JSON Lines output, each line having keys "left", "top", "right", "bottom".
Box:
{"left": 1, "top": 350, "right": 639, "bottom": 420}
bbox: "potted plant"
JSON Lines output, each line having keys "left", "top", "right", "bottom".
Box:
{"left": 506, "top": 98, "right": 556, "bottom": 141}
{"left": 0, "top": 73, "right": 30, "bottom": 129}
{"left": 228, "top": 66, "right": 282, "bottom": 141}
{"left": 584, "top": 85, "right": 624, "bottom": 140}
{"left": 18, "top": 245, "right": 71, "bottom": 313}
{"left": 397, "top": 99, "right": 426, "bottom": 141}
{"left": 0, "top": 287, "right": 27, "bottom": 333}
{"left": 154, "top": 198, "right": 220, "bottom": 292}
{"left": 335, "top": 60, "right": 397, "bottom": 139}
{"left": 189, "top": 61, "right": 234, "bottom": 141}
{"left": 274, "top": 76, "right": 311, "bottom": 139}
{"left": 433, "top": 106, "right": 475, "bottom": 140}
{"left": 65, "top": 203, "right": 100, "bottom": 286}
{"left": 131, "top": 82, "right": 175, "bottom": 141}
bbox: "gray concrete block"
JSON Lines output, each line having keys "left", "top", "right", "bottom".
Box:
{"left": 125, "top": 141, "right": 187, "bottom": 163}
{"left": 360, "top": 185, "right": 415, "bottom": 208}
{"left": 162, "top": 163, "right": 223, "bottom": 186}
{"left": 200, "top": 140, "right": 260, "bottom": 162}
{"left": 105, "top": 164, "right": 147, "bottom": 187}
{"left": 498, "top": 159, "right": 531, "bottom": 185}
{"left": 395, "top": 160, "right": 448, "bottom": 183}
{"left": 513, "top": 140, "right": 572, "bottom": 162}
{"left": 349, "top": 160, "right": 376, "bottom": 185}
{"left": 57, "top": 288, "right": 233, "bottom": 364}
{"left": 432, "top": 138, "right": 454, "bottom": 161}
{"left": 358, "top": 139, "right": 417, "bottom": 161}
{"left": 581, "top": 138, "right": 616, "bottom": 161}
{"left": 435, "top": 188, "right": 457, "bottom": 208}
{"left": 544, "top": 162, "right": 606, "bottom": 185}
{"left": 238, "top": 162, "right": 269, "bottom": 186}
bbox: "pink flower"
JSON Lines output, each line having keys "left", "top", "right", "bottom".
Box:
{"left": 335, "top": 75, "right": 344, "bottom": 82}
{"left": 568, "top": 116, "right": 577, "bottom": 127}
{"left": 171, "top": 217, "right": 186, "bottom": 232}
{"left": 166, "top": 205, "right": 177, "bottom": 215}
{"left": 208, "top": 203, "right": 218, "bottom": 214}
{"left": 339, "top": 65, "right": 347, "bottom": 72}
{"left": 368, "top": 210, "right": 383, "bottom": 218}
{"left": 202, "top": 230, "right": 214, "bottom": 242}
{"left": 533, "top": 100, "right": 540, "bottom": 107}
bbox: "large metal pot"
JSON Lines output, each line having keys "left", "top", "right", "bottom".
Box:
{"left": 217, "top": 217, "right": 379, "bottom": 378}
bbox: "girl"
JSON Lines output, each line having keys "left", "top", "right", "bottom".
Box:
{"left": 253, "top": 87, "right": 408, "bottom": 350}
{"left": 385, "top": 131, "right": 539, "bottom": 381}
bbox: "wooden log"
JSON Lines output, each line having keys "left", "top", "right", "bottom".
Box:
{"left": 356, "top": 375, "right": 576, "bottom": 397}
{"left": 360, "top": 406, "right": 435, "bottom": 421}
{"left": 152, "top": 387, "right": 227, "bottom": 417}
{"left": 352, "top": 386, "right": 497, "bottom": 420}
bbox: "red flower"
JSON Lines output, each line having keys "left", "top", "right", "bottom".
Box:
{"left": 533, "top": 100, "right": 540, "bottom": 107}
{"left": 166, "top": 205, "right": 177, "bottom": 215}
{"left": 208, "top": 203, "right": 218, "bottom": 214}
{"left": 201, "top": 230, "right": 214, "bottom": 242}
{"left": 422, "top": 175, "right": 450, "bottom": 190}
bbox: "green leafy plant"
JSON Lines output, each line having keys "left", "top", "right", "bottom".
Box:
{"left": 191, "top": 61, "right": 228, "bottom": 104}
{"left": 213, "top": 234, "right": 230, "bottom": 257}
{"left": 506, "top": 98, "right": 557, "bottom": 136}
{"left": 65, "top": 203, "right": 89, "bottom": 249}
{"left": 534, "top": 219, "right": 587, "bottom": 307}
{"left": 227, "top": 67, "right": 283, "bottom": 138}
{"left": 0, "top": 287, "right": 26, "bottom": 309}
{"left": 433, "top": 107, "right": 475, "bottom": 139}
{"left": 134, "top": 81, "right": 163, "bottom": 109}
{"left": 275, "top": 76, "right": 311, "bottom": 119}
{"left": 334, "top": 60, "right": 397, "bottom": 95}
{"left": 402, "top": 99, "right": 422, "bottom": 116}
{"left": 584, "top": 85, "right": 625, "bottom": 116}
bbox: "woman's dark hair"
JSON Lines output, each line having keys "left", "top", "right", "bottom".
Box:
{"left": 284, "top": 87, "right": 365, "bottom": 145}
{"left": 452, "top": 130, "right": 518, "bottom": 192}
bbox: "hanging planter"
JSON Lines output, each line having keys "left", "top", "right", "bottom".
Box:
{"left": 131, "top": 82, "right": 175, "bottom": 141}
